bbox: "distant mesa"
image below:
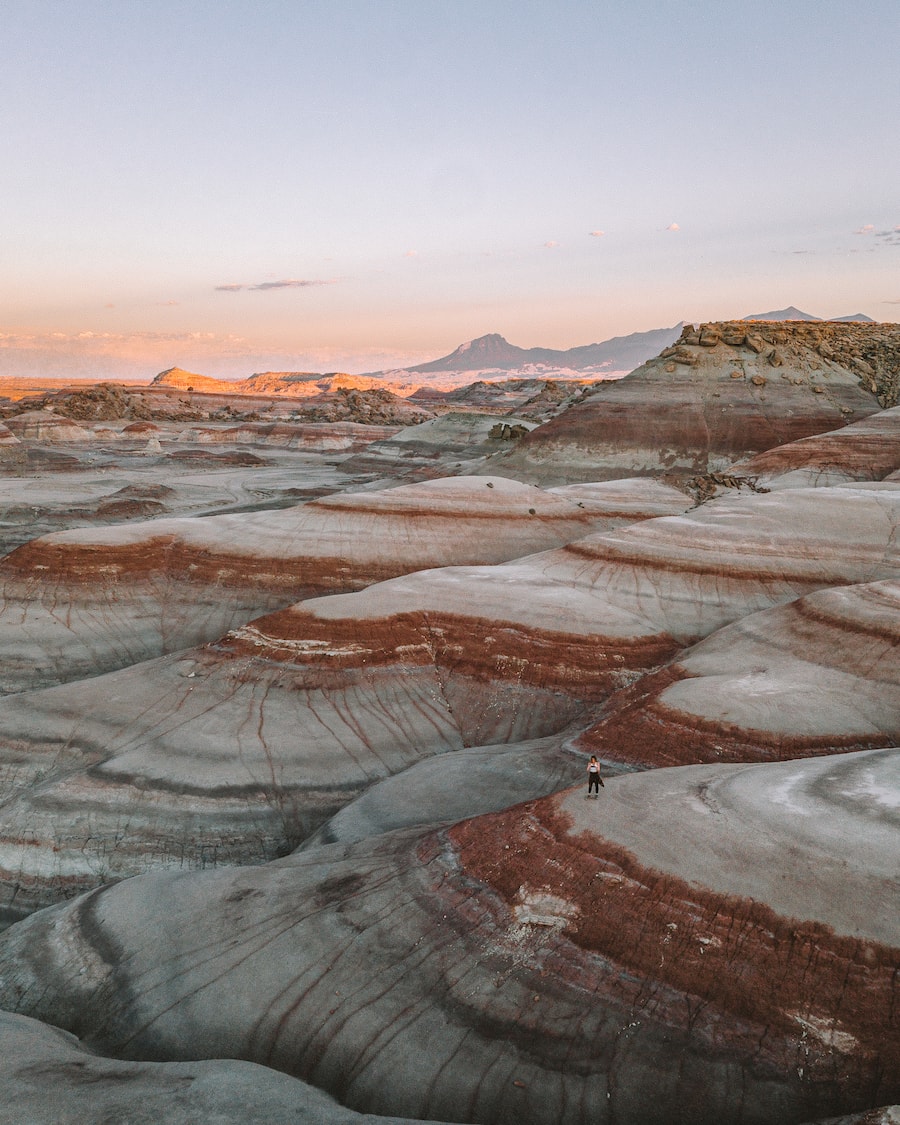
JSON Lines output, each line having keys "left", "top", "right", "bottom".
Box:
{"left": 150, "top": 366, "right": 227, "bottom": 392}
{"left": 148, "top": 326, "right": 686, "bottom": 396}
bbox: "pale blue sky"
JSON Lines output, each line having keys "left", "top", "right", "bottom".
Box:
{"left": 1, "top": 0, "right": 898, "bottom": 377}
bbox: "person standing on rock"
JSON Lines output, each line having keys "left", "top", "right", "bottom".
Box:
{"left": 586, "top": 755, "right": 604, "bottom": 797}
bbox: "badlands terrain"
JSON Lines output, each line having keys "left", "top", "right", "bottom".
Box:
{"left": 0, "top": 319, "right": 897, "bottom": 1124}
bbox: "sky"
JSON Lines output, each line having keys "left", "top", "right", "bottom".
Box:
{"left": 1, "top": 0, "right": 898, "bottom": 380}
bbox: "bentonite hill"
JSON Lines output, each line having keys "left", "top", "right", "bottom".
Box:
{"left": 0, "top": 320, "right": 898, "bottom": 1125}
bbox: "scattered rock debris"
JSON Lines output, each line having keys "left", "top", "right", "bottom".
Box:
{"left": 685, "top": 472, "right": 771, "bottom": 506}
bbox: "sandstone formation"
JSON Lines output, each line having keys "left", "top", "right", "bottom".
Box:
{"left": 576, "top": 577, "right": 900, "bottom": 768}
{"left": 0, "top": 476, "right": 622, "bottom": 694}
{"left": 151, "top": 365, "right": 423, "bottom": 399}
{"left": 0, "top": 437, "right": 381, "bottom": 556}
{"left": 487, "top": 321, "right": 898, "bottom": 485}
{"left": 0, "top": 750, "right": 895, "bottom": 1125}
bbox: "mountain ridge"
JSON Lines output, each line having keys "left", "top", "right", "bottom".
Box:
{"left": 396, "top": 324, "right": 684, "bottom": 373}
{"left": 742, "top": 306, "right": 875, "bottom": 323}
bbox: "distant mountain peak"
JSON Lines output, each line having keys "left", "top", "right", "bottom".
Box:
{"left": 460, "top": 333, "right": 508, "bottom": 351}
{"left": 742, "top": 306, "right": 820, "bottom": 322}
{"left": 405, "top": 326, "right": 683, "bottom": 374}
{"left": 741, "top": 307, "right": 877, "bottom": 325}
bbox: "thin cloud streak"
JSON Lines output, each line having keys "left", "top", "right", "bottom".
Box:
{"left": 215, "top": 278, "right": 339, "bottom": 292}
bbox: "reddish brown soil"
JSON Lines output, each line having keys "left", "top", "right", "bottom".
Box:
{"left": 229, "top": 606, "right": 679, "bottom": 698}
{"left": 449, "top": 799, "right": 900, "bottom": 1108}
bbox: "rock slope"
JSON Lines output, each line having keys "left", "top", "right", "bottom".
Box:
{"left": 0, "top": 750, "right": 895, "bottom": 1125}
{"left": 0, "top": 484, "right": 895, "bottom": 912}
{"left": 0, "top": 1011, "right": 446, "bottom": 1125}
{"left": 730, "top": 406, "right": 900, "bottom": 489}
{"left": 0, "top": 476, "right": 631, "bottom": 694}
{"left": 577, "top": 578, "right": 900, "bottom": 768}
{"left": 488, "top": 321, "right": 898, "bottom": 485}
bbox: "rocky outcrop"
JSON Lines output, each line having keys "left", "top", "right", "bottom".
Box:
{"left": 289, "top": 387, "right": 433, "bottom": 426}
{"left": 0, "top": 749, "right": 895, "bottom": 1125}
{"left": 576, "top": 578, "right": 900, "bottom": 768}
{"left": 488, "top": 321, "right": 898, "bottom": 485}
{"left": 44, "top": 382, "right": 154, "bottom": 421}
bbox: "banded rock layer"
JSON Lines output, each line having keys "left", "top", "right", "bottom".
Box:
{"left": 578, "top": 578, "right": 900, "bottom": 768}
{"left": 0, "top": 751, "right": 895, "bottom": 1125}
{"left": 0, "top": 475, "right": 670, "bottom": 694}
{"left": 730, "top": 406, "right": 900, "bottom": 490}
{"left": 488, "top": 321, "right": 897, "bottom": 484}
{"left": 0, "top": 484, "right": 896, "bottom": 911}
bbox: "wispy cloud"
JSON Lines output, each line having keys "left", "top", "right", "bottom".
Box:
{"left": 544, "top": 240, "right": 560, "bottom": 248}
{"left": 403, "top": 249, "right": 418, "bottom": 258}
{"left": 0, "top": 328, "right": 238, "bottom": 351}
{"left": 665, "top": 222, "right": 680, "bottom": 232}
{"left": 588, "top": 230, "right": 605, "bottom": 238}
{"left": 215, "top": 278, "right": 338, "bottom": 292}
{"left": 852, "top": 223, "right": 900, "bottom": 247}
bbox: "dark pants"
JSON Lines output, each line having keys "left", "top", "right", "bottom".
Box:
{"left": 588, "top": 774, "right": 600, "bottom": 793}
